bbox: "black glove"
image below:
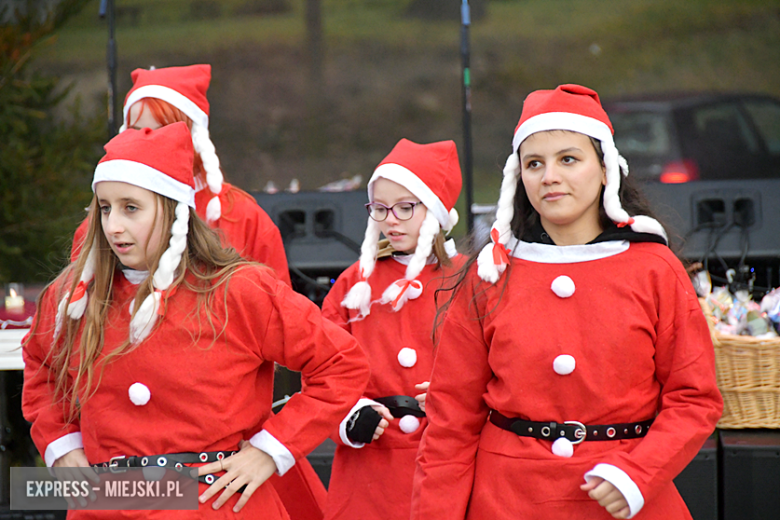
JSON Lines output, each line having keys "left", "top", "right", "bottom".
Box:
{"left": 346, "top": 405, "right": 383, "bottom": 444}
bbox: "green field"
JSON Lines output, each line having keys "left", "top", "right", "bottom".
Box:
{"left": 29, "top": 0, "right": 780, "bottom": 235}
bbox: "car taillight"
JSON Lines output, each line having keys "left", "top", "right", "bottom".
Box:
{"left": 660, "top": 160, "right": 699, "bottom": 183}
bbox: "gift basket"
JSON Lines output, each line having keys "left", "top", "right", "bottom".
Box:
{"left": 696, "top": 269, "right": 780, "bottom": 428}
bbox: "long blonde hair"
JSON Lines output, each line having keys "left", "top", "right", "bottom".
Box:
{"left": 30, "top": 193, "right": 250, "bottom": 422}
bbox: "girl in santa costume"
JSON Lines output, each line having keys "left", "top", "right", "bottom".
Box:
{"left": 22, "top": 122, "right": 370, "bottom": 519}
{"left": 320, "top": 138, "right": 463, "bottom": 520}
{"left": 71, "top": 64, "right": 291, "bottom": 286}
{"left": 410, "top": 85, "right": 723, "bottom": 520}
{"left": 68, "top": 65, "right": 335, "bottom": 520}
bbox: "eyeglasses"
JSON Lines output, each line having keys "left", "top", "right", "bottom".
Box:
{"left": 364, "top": 201, "right": 423, "bottom": 222}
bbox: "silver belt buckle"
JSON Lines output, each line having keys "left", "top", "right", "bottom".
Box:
{"left": 109, "top": 455, "right": 127, "bottom": 473}
{"left": 564, "top": 421, "right": 587, "bottom": 444}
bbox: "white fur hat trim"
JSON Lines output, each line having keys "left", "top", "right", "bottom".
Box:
{"left": 397, "top": 347, "right": 417, "bottom": 368}
{"left": 129, "top": 382, "right": 151, "bottom": 406}
{"left": 553, "top": 354, "right": 576, "bottom": 376}
{"left": 399, "top": 415, "right": 421, "bottom": 434}
{"left": 551, "top": 276, "right": 575, "bottom": 298}
{"left": 552, "top": 437, "right": 574, "bottom": 458}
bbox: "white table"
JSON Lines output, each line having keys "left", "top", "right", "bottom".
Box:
{"left": 0, "top": 328, "right": 27, "bottom": 371}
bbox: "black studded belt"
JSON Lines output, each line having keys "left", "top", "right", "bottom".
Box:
{"left": 373, "top": 395, "right": 426, "bottom": 418}
{"left": 91, "top": 450, "right": 244, "bottom": 490}
{"left": 489, "top": 410, "right": 654, "bottom": 444}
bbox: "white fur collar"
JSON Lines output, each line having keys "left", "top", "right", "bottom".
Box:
{"left": 122, "top": 269, "right": 149, "bottom": 285}
{"left": 507, "top": 237, "right": 629, "bottom": 264}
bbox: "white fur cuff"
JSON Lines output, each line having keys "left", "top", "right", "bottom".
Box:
{"left": 248, "top": 430, "right": 295, "bottom": 476}
{"left": 45, "top": 432, "right": 84, "bottom": 468}
{"left": 584, "top": 463, "right": 644, "bottom": 518}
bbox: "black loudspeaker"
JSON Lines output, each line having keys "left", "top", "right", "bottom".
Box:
{"left": 253, "top": 191, "right": 367, "bottom": 304}
{"left": 720, "top": 430, "right": 780, "bottom": 520}
{"left": 642, "top": 179, "right": 780, "bottom": 291}
{"left": 674, "top": 435, "right": 718, "bottom": 520}
{"left": 253, "top": 190, "right": 366, "bottom": 273}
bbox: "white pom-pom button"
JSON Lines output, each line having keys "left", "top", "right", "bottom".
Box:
{"left": 398, "top": 348, "right": 417, "bottom": 368}
{"left": 129, "top": 382, "right": 151, "bottom": 406}
{"left": 399, "top": 415, "right": 420, "bottom": 434}
{"left": 552, "top": 437, "right": 574, "bottom": 458}
{"left": 553, "top": 355, "right": 576, "bottom": 375}
{"left": 551, "top": 276, "right": 575, "bottom": 298}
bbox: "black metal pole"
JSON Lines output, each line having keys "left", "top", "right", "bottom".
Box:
{"left": 460, "top": 1, "right": 474, "bottom": 235}
{"left": 100, "top": 0, "right": 118, "bottom": 139}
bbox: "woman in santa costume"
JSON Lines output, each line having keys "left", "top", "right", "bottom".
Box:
{"left": 320, "top": 138, "right": 464, "bottom": 520}
{"left": 70, "top": 64, "right": 291, "bottom": 286}
{"left": 410, "top": 85, "right": 723, "bottom": 520}
{"left": 22, "top": 122, "right": 370, "bottom": 519}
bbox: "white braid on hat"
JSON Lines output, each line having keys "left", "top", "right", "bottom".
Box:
{"left": 130, "top": 201, "right": 190, "bottom": 343}
{"left": 191, "top": 123, "right": 223, "bottom": 223}
{"left": 341, "top": 217, "right": 381, "bottom": 317}
{"left": 54, "top": 239, "right": 97, "bottom": 338}
{"left": 476, "top": 153, "right": 521, "bottom": 284}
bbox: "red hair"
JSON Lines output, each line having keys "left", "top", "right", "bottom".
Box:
{"left": 126, "top": 98, "right": 207, "bottom": 184}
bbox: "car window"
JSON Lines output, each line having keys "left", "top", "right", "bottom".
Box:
{"left": 743, "top": 99, "right": 780, "bottom": 155}
{"left": 691, "top": 103, "right": 761, "bottom": 155}
{"left": 610, "top": 111, "right": 672, "bottom": 156}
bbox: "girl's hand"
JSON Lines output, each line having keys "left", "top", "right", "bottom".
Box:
{"left": 414, "top": 381, "right": 430, "bottom": 413}
{"left": 581, "top": 477, "right": 630, "bottom": 519}
{"left": 198, "top": 442, "right": 277, "bottom": 512}
{"left": 371, "top": 404, "right": 393, "bottom": 441}
{"left": 52, "top": 449, "right": 99, "bottom": 507}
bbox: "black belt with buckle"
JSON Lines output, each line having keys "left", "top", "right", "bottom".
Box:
{"left": 489, "top": 410, "right": 654, "bottom": 444}
{"left": 373, "top": 395, "right": 426, "bottom": 418}
{"left": 91, "top": 450, "right": 245, "bottom": 490}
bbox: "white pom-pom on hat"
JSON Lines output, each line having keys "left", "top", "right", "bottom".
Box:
{"left": 552, "top": 437, "right": 574, "bottom": 458}
{"left": 551, "top": 276, "right": 575, "bottom": 298}
{"left": 553, "top": 354, "right": 576, "bottom": 375}
{"left": 397, "top": 347, "right": 417, "bottom": 368}
{"left": 129, "top": 382, "right": 151, "bottom": 406}
{"left": 399, "top": 415, "right": 421, "bottom": 434}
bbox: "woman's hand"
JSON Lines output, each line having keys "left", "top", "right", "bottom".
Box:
{"left": 197, "top": 441, "right": 277, "bottom": 512}
{"left": 581, "top": 477, "right": 630, "bottom": 519}
{"left": 370, "top": 404, "right": 393, "bottom": 441}
{"left": 414, "top": 381, "right": 430, "bottom": 413}
{"left": 52, "top": 449, "right": 98, "bottom": 507}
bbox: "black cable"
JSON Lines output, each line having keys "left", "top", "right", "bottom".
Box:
{"left": 314, "top": 229, "right": 362, "bottom": 254}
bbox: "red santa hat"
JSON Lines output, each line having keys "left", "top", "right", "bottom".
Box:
{"left": 57, "top": 123, "right": 195, "bottom": 344}
{"left": 342, "top": 138, "right": 462, "bottom": 317}
{"left": 120, "top": 64, "right": 223, "bottom": 224}
{"left": 477, "top": 84, "right": 667, "bottom": 284}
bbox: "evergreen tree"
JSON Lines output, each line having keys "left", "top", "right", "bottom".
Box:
{"left": 0, "top": 0, "right": 103, "bottom": 284}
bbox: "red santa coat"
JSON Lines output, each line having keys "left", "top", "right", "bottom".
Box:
{"left": 320, "top": 253, "right": 463, "bottom": 520}
{"left": 411, "top": 240, "right": 723, "bottom": 520}
{"left": 23, "top": 266, "right": 370, "bottom": 519}
{"left": 71, "top": 182, "right": 291, "bottom": 286}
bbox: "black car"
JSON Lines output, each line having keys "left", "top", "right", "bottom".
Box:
{"left": 603, "top": 93, "right": 780, "bottom": 183}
